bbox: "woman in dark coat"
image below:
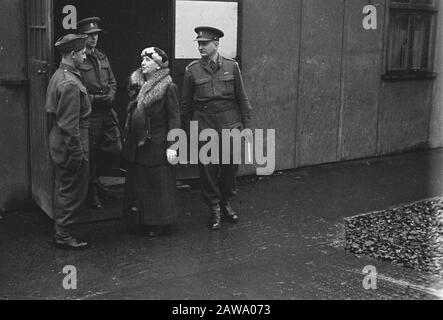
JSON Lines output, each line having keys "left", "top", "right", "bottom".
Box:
{"left": 123, "top": 47, "right": 180, "bottom": 237}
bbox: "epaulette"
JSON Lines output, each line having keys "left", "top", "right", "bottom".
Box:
{"left": 185, "top": 60, "right": 200, "bottom": 71}
{"left": 61, "top": 69, "right": 75, "bottom": 81}
{"left": 222, "top": 56, "right": 238, "bottom": 63}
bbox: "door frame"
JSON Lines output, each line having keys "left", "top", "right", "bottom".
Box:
{"left": 26, "top": 0, "right": 55, "bottom": 218}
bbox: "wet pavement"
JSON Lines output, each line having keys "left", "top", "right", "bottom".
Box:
{"left": 1, "top": 149, "right": 443, "bottom": 300}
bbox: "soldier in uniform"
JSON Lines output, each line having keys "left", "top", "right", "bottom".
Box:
{"left": 77, "top": 17, "right": 122, "bottom": 209}
{"left": 45, "top": 34, "right": 91, "bottom": 249}
{"left": 181, "top": 26, "right": 252, "bottom": 230}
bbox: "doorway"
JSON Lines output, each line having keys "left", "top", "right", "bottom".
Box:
{"left": 50, "top": 0, "right": 175, "bottom": 221}
{"left": 53, "top": 0, "right": 173, "bottom": 125}
{"left": 53, "top": 0, "right": 198, "bottom": 181}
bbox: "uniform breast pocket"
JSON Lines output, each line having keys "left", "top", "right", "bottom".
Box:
{"left": 100, "top": 61, "right": 110, "bottom": 83}
{"left": 78, "top": 63, "right": 94, "bottom": 83}
{"left": 219, "top": 75, "right": 235, "bottom": 95}
{"left": 195, "top": 78, "right": 212, "bottom": 99}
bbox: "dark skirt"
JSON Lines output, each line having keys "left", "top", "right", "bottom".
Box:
{"left": 124, "top": 162, "right": 178, "bottom": 226}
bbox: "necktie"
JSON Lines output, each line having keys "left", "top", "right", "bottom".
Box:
{"left": 210, "top": 60, "right": 217, "bottom": 73}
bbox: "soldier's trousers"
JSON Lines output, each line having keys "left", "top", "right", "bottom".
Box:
{"left": 54, "top": 160, "right": 89, "bottom": 238}
{"left": 198, "top": 138, "right": 238, "bottom": 208}
{"left": 89, "top": 111, "right": 122, "bottom": 182}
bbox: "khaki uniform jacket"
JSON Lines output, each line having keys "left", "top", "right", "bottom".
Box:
{"left": 45, "top": 63, "right": 92, "bottom": 169}
{"left": 181, "top": 54, "right": 252, "bottom": 132}
{"left": 78, "top": 48, "right": 117, "bottom": 109}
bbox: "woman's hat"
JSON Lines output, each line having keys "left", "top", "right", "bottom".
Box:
{"left": 141, "top": 47, "right": 169, "bottom": 68}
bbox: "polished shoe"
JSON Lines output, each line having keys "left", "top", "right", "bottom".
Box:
{"left": 221, "top": 202, "right": 239, "bottom": 223}
{"left": 146, "top": 227, "right": 163, "bottom": 238}
{"left": 88, "top": 185, "right": 103, "bottom": 210}
{"left": 148, "top": 230, "right": 161, "bottom": 238}
{"left": 209, "top": 205, "right": 222, "bottom": 230}
{"left": 53, "top": 236, "right": 89, "bottom": 250}
{"left": 131, "top": 206, "right": 139, "bottom": 213}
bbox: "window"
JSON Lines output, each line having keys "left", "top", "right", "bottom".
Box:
{"left": 174, "top": 0, "right": 239, "bottom": 60}
{"left": 384, "top": 0, "right": 438, "bottom": 80}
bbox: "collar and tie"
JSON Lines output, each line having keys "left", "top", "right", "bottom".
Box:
{"left": 202, "top": 53, "right": 220, "bottom": 74}
{"left": 209, "top": 59, "right": 218, "bottom": 73}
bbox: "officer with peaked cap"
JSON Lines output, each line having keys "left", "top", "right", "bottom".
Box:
{"left": 45, "top": 34, "right": 91, "bottom": 249}
{"left": 77, "top": 17, "right": 122, "bottom": 210}
{"left": 181, "top": 26, "right": 252, "bottom": 230}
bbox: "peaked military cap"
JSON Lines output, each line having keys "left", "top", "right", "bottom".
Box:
{"left": 194, "top": 26, "right": 224, "bottom": 42}
{"left": 77, "top": 17, "right": 103, "bottom": 34}
{"left": 55, "top": 33, "right": 88, "bottom": 54}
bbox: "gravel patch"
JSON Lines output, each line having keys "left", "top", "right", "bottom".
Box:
{"left": 345, "top": 198, "right": 443, "bottom": 275}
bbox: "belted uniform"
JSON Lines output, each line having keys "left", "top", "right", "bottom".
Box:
{"left": 181, "top": 53, "right": 252, "bottom": 207}
{"left": 78, "top": 48, "right": 122, "bottom": 193}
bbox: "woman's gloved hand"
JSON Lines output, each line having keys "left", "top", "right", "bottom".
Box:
{"left": 166, "top": 149, "right": 178, "bottom": 164}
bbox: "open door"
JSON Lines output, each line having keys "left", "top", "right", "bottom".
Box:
{"left": 27, "top": 0, "right": 55, "bottom": 218}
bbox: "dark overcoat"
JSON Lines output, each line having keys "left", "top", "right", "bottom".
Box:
{"left": 122, "top": 69, "right": 180, "bottom": 226}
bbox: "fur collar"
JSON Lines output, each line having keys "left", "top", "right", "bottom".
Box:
{"left": 129, "top": 68, "right": 145, "bottom": 88}
{"left": 127, "top": 68, "right": 172, "bottom": 146}
{"left": 136, "top": 68, "right": 172, "bottom": 111}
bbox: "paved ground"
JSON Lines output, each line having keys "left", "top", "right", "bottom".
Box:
{"left": 1, "top": 149, "right": 443, "bottom": 300}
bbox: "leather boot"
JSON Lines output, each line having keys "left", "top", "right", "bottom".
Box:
{"left": 88, "top": 183, "right": 103, "bottom": 210}
{"left": 209, "top": 205, "right": 222, "bottom": 230}
{"left": 53, "top": 235, "right": 89, "bottom": 250}
{"left": 221, "top": 202, "right": 239, "bottom": 223}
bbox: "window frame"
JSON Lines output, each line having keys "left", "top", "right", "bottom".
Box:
{"left": 383, "top": 0, "right": 439, "bottom": 81}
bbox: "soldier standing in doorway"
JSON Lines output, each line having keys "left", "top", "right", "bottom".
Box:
{"left": 77, "top": 17, "right": 122, "bottom": 209}
{"left": 181, "top": 26, "right": 252, "bottom": 230}
{"left": 45, "top": 34, "right": 91, "bottom": 249}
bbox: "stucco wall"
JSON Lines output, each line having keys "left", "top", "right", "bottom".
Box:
{"left": 0, "top": 0, "right": 30, "bottom": 211}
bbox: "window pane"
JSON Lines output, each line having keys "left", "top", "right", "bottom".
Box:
{"left": 412, "top": 0, "right": 434, "bottom": 5}
{"left": 390, "top": 0, "right": 436, "bottom": 10}
{"left": 411, "top": 12, "right": 432, "bottom": 70}
{"left": 175, "top": 0, "right": 238, "bottom": 59}
{"left": 391, "top": 0, "right": 435, "bottom": 5}
{"left": 387, "top": 11, "right": 410, "bottom": 71}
